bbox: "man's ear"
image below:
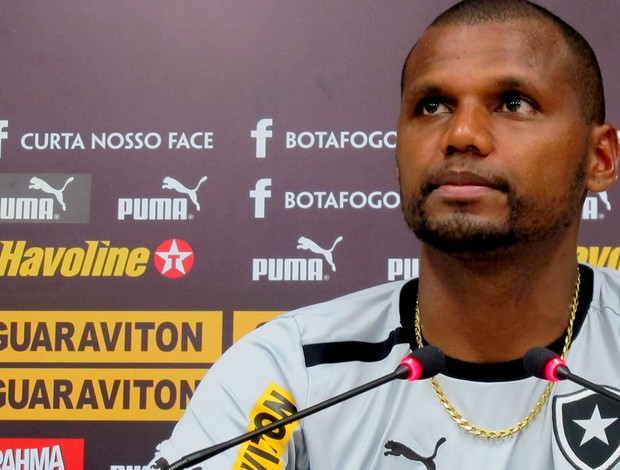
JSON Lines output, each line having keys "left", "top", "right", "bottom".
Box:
{"left": 586, "top": 123, "right": 619, "bottom": 192}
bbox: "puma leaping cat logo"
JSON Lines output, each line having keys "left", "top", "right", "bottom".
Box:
{"left": 384, "top": 438, "right": 446, "bottom": 470}
{"left": 296, "top": 236, "right": 343, "bottom": 272}
{"left": 162, "top": 176, "right": 208, "bottom": 211}
{"left": 28, "top": 176, "right": 74, "bottom": 211}
{"left": 598, "top": 191, "right": 612, "bottom": 211}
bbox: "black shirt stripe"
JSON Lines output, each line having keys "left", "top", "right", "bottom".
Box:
{"left": 302, "top": 264, "right": 594, "bottom": 383}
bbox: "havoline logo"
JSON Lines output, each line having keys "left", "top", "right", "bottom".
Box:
{"left": 0, "top": 173, "right": 91, "bottom": 223}
{"left": 0, "top": 241, "right": 150, "bottom": 277}
{"left": 0, "top": 239, "right": 196, "bottom": 278}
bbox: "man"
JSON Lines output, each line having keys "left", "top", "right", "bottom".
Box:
{"left": 149, "top": 1, "right": 620, "bottom": 468}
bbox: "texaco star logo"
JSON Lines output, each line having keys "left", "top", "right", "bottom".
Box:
{"left": 553, "top": 388, "right": 620, "bottom": 469}
{"left": 154, "top": 239, "right": 194, "bottom": 278}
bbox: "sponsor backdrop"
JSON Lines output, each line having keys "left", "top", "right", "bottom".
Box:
{"left": 0, "top": 1, "right": 619, "bottom": 468}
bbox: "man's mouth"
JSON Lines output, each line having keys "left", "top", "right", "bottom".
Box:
{"left": 426, "top": 170, "right": 507, "bottom": 199}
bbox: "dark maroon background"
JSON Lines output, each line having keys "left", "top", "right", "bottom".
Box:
{"left": 0, "top": 1, "right": 618, "bottom": 467}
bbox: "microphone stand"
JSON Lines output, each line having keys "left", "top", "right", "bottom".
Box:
{"left": 556, "top": 366, "right": 620, "bottom": 405}
{"left": 164, "top": 361, "right": 416, "bottom": 469}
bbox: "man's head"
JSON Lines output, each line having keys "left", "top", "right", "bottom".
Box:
{"left": 401, "top": 0, "right": 605, "bottom": 124}
{"left": 396, "top": 0, "right": 618, "bottom": 256}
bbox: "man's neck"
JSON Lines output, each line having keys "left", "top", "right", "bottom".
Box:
{"left": 416, "top": 239, "right": 580, "bottom": 363}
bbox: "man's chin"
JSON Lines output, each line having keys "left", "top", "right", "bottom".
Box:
{"left": 411, "top": 224, "right": 517, "bottom": 255}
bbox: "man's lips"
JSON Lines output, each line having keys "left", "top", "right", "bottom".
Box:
{"left": 427, "top": 170, "right": 507, "bottom": 199}
{"left": 434, "top": 184, "right": 499, "bottom": 199}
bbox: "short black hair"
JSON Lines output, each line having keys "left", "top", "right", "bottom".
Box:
{"left": 401, "top": 0, "right": 605, "bottom": 123}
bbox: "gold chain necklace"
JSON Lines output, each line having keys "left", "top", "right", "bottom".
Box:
{"left": 414, "top": 270, "right": 580, "bottom": 439}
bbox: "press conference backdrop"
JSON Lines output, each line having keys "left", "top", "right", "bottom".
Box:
{"left": 0, "top": 1, "right": 619, "bottom": 468}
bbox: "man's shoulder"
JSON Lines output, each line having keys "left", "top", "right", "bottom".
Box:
{"left": 585, "top": 264, "right": 620, "bottom": 317}
{"left": 589, "top": 263, "right": 620, "bottom": 292}
{"left": 280, "top": 279, "right": 412, "bottom": 345}
{"left": 282, "top": 281, "right": 410, "bottom": 319}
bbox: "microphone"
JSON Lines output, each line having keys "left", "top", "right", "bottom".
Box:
{"left": 163, "top": 345, "right": 445, "bottom": 470}
{"left": 523, "top": 347, "right": 620, "bottom": 405}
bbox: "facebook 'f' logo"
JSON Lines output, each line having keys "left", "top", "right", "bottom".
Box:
{"left": 251, "top": 118, "right": 273, "bottom": 159}
{"left": 0, "top": 121, "right": 8, "bottom": 159}
{"left": 250, "top": 178, "right": 272, "bottom": 218}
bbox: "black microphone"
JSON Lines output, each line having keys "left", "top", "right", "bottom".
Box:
{"left": 164, "top": 345, "right": 445, "bottom": 470}
{"left": 523, "top": 347, "right": 620, "bottom": 405}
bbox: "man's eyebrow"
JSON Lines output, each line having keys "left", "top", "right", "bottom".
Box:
{"left": 492, "top": 76, "right": 535, "bottom": 90}
{"left": 402, "top": 83, "right": 444, "bottom": 100}
{"left": 403, "top": 77, "right": 537, "bottom": 98}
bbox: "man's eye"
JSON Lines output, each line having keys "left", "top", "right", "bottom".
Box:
{"left": 418, "top": 100, "right": 449, "bottom": 115}
{"left": 499, "top": 93, "right": 536, "bottom": 114}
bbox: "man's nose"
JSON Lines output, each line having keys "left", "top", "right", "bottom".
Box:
{"left": 441, "top": 103, "right": 494, "bottom": 157}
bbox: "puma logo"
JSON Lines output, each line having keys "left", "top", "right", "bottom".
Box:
{"left": 384, "top": 437, "right": 446, "bottom": 470}
{"left": 28, "top": 176, "right": 74, "bottom": 211}
{"left": 296, "top": 236, "right": 343, "bottom": 272}
{"left": 162, "top": 176, "right": 208, "bottom": 211}
{"left": 598, "top": 191, "right": 612, "bottom": 211}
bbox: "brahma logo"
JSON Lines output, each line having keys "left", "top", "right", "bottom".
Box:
{"left": 154, "top": 239, "right": 195, "bottom": 278}
{"left": 0, "top": 173, "right": 91, "bottom": 223}
{"left": 0, "top": 438, "right": 84, "bottom": 469}
{"left": 252, "top": 236, "right": 343, "bottom": 281}
{"left": 118, "top": 176, "right": 208, "bottom": 221}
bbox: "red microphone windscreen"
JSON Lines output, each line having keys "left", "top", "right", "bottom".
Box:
{"left": 401, "top": 345, "right": 445, "bottom": 381}
{"left": 523, "top": 347, "right": 566, "bottom": 382}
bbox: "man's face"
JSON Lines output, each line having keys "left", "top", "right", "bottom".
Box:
{"left": 396, "top": 20, "right": 591, "bottom": 254}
